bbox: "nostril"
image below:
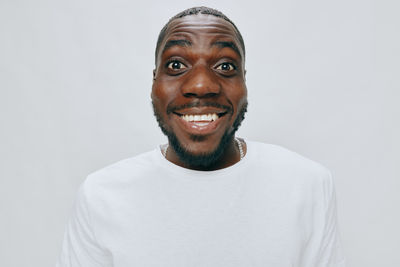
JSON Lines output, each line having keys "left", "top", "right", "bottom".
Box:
{"left": 183, "top": 92, "right": 218, "bottom": 98}
{"left": 204, "top": 92, "right": 218, "bottom": 98}
{"left": 183, "top": 92, "right": 197, "bottom": 98}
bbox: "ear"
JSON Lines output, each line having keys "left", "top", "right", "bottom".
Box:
{"left": 153, "top": 69, "right": 156, "bottom": 80}
{"left": 244, "top": 69, "right": 247, "bottom": 81}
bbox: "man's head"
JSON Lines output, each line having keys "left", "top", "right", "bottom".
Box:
{"left": 151, "top": 7, "right": 248, "bottom": 169}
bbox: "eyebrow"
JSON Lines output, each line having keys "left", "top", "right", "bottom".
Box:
{"left": 162, "top": 39, "right": 192, "bottom": 54}
{"left": 211, "top": 41, "right": 242, "bottom": 58}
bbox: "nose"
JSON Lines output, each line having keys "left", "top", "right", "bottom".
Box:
{"left": 181, "top": 64, "right": 221, "bottom": 98}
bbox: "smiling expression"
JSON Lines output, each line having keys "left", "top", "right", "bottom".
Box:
{"left": 151, "top": 14, "right": 248, "bottom": 168}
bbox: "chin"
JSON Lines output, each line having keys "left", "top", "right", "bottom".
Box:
{"left": 184, "top": 134, "right": 224, "bottom": 153}
{"left": 169, "top": 130, "right": 234, "bottom": 168}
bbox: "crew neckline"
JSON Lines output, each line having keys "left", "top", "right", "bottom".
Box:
{"left": 155, "top": 140, "right": 252, "bottom": 178}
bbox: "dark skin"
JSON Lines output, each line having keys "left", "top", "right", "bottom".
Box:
{"left": 151, "top": 14, "right": 247, "bottom": 170}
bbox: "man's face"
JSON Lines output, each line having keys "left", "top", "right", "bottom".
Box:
{"left": 151, "top": 14, "right": 247, "bottom": 165}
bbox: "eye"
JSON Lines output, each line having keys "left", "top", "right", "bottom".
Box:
{"left": 216, "top": 62, "right": 236, "bottom": 72}
{"left": 167, "top": 60, "right": 187, "bottom": 70}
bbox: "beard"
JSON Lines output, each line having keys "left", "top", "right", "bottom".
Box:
{"left": 152, "top": 101, "right": 248, "bottom": 169}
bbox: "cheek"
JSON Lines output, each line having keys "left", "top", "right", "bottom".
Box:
{"left": 223, "top": 80, "right": 247, "bottom": 108}
{"left": 237, "top": 87, "right": 248, "bottom": 106}
{"left": 152, "top": 85, "right": 170, "bottom": 108}
{"left": 152, "top": 79, "right": 181, "bottom": 101}
{"left": 151, "top": 82, "right": 182, "bottom": 123}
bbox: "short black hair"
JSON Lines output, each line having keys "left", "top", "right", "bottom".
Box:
{"left": 155, "top": 6, "right": 245, "bottom": 65}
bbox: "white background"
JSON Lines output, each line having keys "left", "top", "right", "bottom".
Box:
{"left": 1, "top": 0, "right": 399, "bottom": 266}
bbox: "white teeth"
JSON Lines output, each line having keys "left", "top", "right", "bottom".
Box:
{"left": 181, "top": 113, "right": 219, "bottom": 122}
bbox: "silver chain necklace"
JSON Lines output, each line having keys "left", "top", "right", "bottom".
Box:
{"left": 163, "top": 137, "right": 244, "bottom": 160}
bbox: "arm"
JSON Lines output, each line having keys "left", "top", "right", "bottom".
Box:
{"left": 56, "top": 181, "right": 112, "bottom": 267}
{"left": 315, "top": 172, "right": 346, "bottom": 267}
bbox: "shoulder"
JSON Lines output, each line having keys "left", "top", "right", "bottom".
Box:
{"left": 246, "top": 140, "right": 333, "bottom": 188}
{"left": 82, "top": 149, "right": 162, "bottom": 196}
{"left": 247, "top": 141, "right": 328, "bottom": 171}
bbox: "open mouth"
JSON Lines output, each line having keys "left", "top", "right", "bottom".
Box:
{"left": 172, "top": 110, "right": 229, "bottom": 133}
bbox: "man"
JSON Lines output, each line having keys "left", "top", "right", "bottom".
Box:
{"left": 57, "top": 7, "right": 346, "bottom": 267}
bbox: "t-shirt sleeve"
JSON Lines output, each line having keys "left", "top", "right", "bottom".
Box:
{"left": 315, "top": 172, "right": 346, "bottom": 267}
{"left": 56, "top": 181, "right": 112, "bottom": 267}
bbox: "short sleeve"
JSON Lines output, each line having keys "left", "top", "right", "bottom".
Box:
{"left": 315, "top": 172, "right": 346, "bottom": 267}
{"left": 56, "top": 181, "right": 112, "bottom": 267}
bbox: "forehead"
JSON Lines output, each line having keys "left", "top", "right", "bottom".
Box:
{"left": 159, "top": 14, "right": 244, "bottom": 57}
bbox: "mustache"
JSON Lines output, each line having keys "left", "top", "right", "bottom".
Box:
{"left": 167, "top": 101, "right": 232, "bottom": 114}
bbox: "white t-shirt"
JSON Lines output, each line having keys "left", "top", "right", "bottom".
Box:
{"left": 57, "top": 141, "right": 346, "bottom": 267}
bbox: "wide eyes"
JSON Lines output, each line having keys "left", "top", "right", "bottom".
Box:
{"left": 165, "top": 60, "right": 236, "bottom": 76}
{"left": 215, "top": 62, "right": 236, "bottom": 72}
{"left": 167, "top": 61, "right": 187, "bottom": 71}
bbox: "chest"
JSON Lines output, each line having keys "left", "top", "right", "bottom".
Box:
{"left": 96, "top": 177, "right": 315, "bottom": 267}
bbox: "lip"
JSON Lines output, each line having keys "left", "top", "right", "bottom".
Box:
{"left": 173, "top": 107, "right": 228, "bottom": 116}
